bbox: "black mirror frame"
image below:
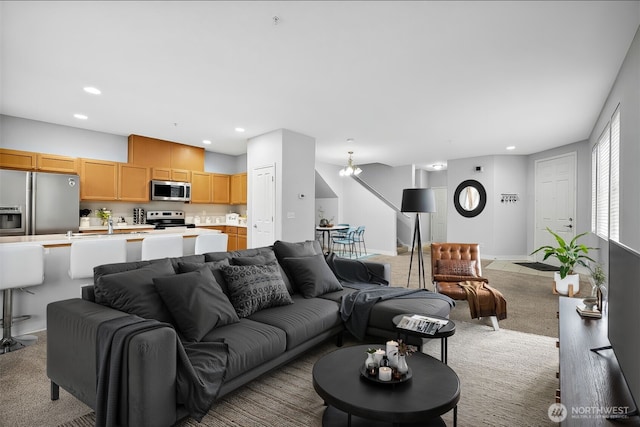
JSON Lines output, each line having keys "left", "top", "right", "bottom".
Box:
{"left": 453, "top": 179, "right": 487, "bottom": 218}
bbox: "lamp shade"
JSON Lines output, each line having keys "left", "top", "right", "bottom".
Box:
{"left": 401, "top": 188, "right": 436, "bottom": 213}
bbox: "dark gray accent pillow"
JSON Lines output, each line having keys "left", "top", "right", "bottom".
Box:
{"left": 273, "top": 240, "right": 322, "bottom": 261}
{"left": 178, "top": 259, "right": 231, "bottom": 295}
{"left": 282, "top": 254, "right": 343, "bottom": 298}
{"left": 231, "top": 252, "right": 277, "bottom": 266}
{"left": 221, "top": 263, "right": 293, "bottom": 317}
{"left": 153, "top": 266, "right": 239, "bottom": 342}
{"left": 94, "top": 258, "right": 175, "bottom": 323}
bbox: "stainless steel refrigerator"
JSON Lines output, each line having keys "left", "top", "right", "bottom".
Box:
{"left": 0, "top": 169, "right": 80, "bottom": 236}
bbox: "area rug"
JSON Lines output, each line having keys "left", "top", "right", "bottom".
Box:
{"left": 514, "top": 262, "right": 560, "bottom": 272}
{"left": 46, "top": 322, "right": 558, "bottom": 427}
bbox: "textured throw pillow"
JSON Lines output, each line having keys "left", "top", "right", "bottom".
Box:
{"left": 178, "top": 259, "right": 230, "bottom": 295}
{"left": 282, "top": 254, "right": 343, "bottom": 298}
{"left": 94, "top": 258, "right": 176, "bottom": 323}
{"left": 153, "top": 266, "right": 239, "bottom": 341}
{"left": 436, "top": 259, "right": 478, "bottom": 277}
{"left": 221, "top": 263, "right": 293, "bottom": 317}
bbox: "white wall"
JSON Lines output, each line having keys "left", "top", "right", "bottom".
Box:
{"left": 447, "top": 155, "right": 528, "bottom": 259}
{"left": 281, "top": 129, "right": 316, "bottom": 242}
{"left": 589, "top": 26, "right": 640, "bottom": 252}
{"left": 247, "top": 129, "right": 316, "bottom": 245}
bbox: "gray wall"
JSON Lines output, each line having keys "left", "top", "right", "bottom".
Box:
{"left": 1, "top": 114, "right": 246, "bottom": 174}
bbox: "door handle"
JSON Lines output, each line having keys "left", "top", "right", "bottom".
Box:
{"left": 565, "top": 224, "right": 573, "bottom": 229}
{"left": 253, "top": 224, "right": 257, "bottom": 228}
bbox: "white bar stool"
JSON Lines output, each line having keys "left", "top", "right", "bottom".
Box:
{"left": 141, "top": 235, "right": 183, "bottom": 260}
{"left": 0, "top": 244, "right": 44, "bottom": 354}
{"left": 69, "top": 238, "right": 127, "bottom": 280}
{"left": 194, "top": 233, "right": 228, "bottom": 254}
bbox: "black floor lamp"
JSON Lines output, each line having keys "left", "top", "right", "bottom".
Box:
{"left": 401, "top": 188, "right": 436, "bottom": 289}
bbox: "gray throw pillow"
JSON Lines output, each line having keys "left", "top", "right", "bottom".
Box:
{"left": 231, "top": 252, "right": 277, "bottom": 266}
{"left": 178, "top": 259, "right": 231, "bottom": 295}
{"left": 94, "top": 258, "right": 175, "bottom": 323}
{"left": 282, "top": 254, "right": 343, "bottom": 298}
{"left": 153, "top": 266, "right": 239, "bottom": 342}
{"left": 221, "top": 263, "right": 293, "bottom": 317}
{"left": 273, "top": 240, "right": 322, "bottom": 261}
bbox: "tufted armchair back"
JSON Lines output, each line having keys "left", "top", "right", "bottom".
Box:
{"left": 431, "top": 243, "right": 482, "bottom": 277}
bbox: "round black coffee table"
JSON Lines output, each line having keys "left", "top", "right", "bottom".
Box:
{"left": 312, "top": 344, "right": 459, "bottom": 426}
{"left": 392, "top": 314, "right": 456, "bottom": 364}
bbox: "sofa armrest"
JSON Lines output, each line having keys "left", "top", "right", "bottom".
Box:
{"left": 47, "top": 299, "right": 178, "bottom": 426}
{"left": 328, "top": 256, "right": 390, "bottom": 285}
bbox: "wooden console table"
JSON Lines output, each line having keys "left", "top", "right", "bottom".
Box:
{"left": 558, "top": 297, "right": 639, "bottom": 426}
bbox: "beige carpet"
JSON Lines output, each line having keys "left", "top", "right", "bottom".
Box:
{"left": 1, "top": 322, "right": 558, "bottom": 427}
{"left": 367, "top": 252, "right": 588, "bottom": 337}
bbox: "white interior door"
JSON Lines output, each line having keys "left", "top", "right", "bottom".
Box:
{"left": 251, "top": 165, "right": 275, "bottom": 248}
{"left": 431, "top": 187, "right": 448, "bottom": 243}
{"left": 534, "top": 153, "right": 577, "bottom": 263}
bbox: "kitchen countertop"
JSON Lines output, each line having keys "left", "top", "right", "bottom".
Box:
{"left": 196, "top": 222, "right": 247, "bottom": 228}
{"left": 0, "top": 227, "right": 220, "bottom": 246}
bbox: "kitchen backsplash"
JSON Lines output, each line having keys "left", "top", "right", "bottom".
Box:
{"left": 80, "top": 201, "right": 247, "bottom": 225}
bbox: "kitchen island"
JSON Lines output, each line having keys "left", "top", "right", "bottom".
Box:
{"left": 0, "top": 227, "right": 221, "bottom": 336}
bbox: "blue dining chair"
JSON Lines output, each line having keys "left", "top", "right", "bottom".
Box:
{"left": 332, "top": 226, "right": 357, "bottom": 258}
{"left": 353, "top": 225, "right": 367, "bottom": 257}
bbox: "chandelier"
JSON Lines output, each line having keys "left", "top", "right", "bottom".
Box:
{"left": 339, "top": 151, "right": 362, "bottom": 176}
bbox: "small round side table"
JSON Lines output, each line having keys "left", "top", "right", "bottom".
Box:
{"left": 392, "top": 314, "right": 456, "bottom": 364}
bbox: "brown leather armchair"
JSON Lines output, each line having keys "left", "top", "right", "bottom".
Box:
{"left": 431, "top": 243, "right": 506, "bottom": 330}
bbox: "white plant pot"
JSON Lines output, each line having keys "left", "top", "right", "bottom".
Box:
{"left": 554, "top": 272, "right": 580, "bottom": 295}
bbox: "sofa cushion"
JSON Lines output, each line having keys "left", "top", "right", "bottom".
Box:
{"left": 178, "top": 259, "right": 231, "bottom": 295}
{"left": 436, "top": 259, "right": 477, "bottom": 277}
{"left": 201, "top": 318, "right": 287, "bottom": 381}
{"left": 231, "top": 252, "right": 277, "bottom": 266}
{"left": 281, "top": 254, "right": 343, "bottom": 298}
{"left": 94, "top": 258, "right": 175, "bottom": 323}
{"left": 153, "top": 266, "right": 239, "bottom": 342}
{"left": 221, "top": 263, "right": 293, "bottom": 317}
{"left": 248, "top": 294, "right": 342, "bottom": 350}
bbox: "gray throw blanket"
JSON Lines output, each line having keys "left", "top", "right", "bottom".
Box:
{"left": 340, "top": 283, "right": 455, "bottom": 340}
{"left": 96, "top": 315, "right": 228, "bottom": 427}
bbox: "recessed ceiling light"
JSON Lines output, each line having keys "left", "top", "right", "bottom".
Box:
{"left": 235, "top": 127, "right": 245, "bottom": 133}
{"left": 202, "top": 140, "right": 212, "bottom": 145}
{"left": 83, "top": 86, "right": 101, "bottom": 95}
{"left": 506, "top": 146, "right": 516, "bottom": 150}
{"left": 431, "top": 163, "right": 444, "bottom": 170}
{"left": 73, "top": 113, "right": 88, "bottom": 120}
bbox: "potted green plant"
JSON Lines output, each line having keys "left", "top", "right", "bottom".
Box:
{"left": 531, "top": 227, "right": 596, "bottom": 296}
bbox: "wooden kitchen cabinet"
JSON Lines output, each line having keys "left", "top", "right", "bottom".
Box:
{"left": 237, "top": 227, "right": 247, "bottom": 250}
{"left": 212, "top": 174, "right": 230, "bottom": 204}
{"left": 128, "top": 135, "right": 172, "bottom": 168}
{"left": 171, "top": 143, "right": 204, "bottom": 171}
{"left": 0, "top": 148, "right": 37, "bottom": 170}
{"left": 118, "top": 164, "right": 150, "bottom": 202}
{"left": 80, "top": 158, "right": 149, "bottom": 201}
{"left": 37, "top": 153, "right": 78, "bottom": 173}
{"left": 128, "top": 134, "right": 204, "bottom": 172}
{"left": 80, "top": 158, "right": 118, "bottom": 200}
{"left": 151, "top": 167, "right": 191, "bottom": 182}
{"left": 190, "top": 171, "right": 212, "bottom": 203}
{"left": 230, "top": 173, "right": 247, "bottom": 204}
{"left": 226, "top": 226, "right": 238, "bottom": 251}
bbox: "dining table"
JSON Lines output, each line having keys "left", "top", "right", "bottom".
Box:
{"left": 315, "top": 225, "right": 349, "bottom": 254}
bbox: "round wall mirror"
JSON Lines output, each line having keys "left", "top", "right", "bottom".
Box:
{"left": 453, "top": 179, "right": 487, "bottom": 218}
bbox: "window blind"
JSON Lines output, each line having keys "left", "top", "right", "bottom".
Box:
{"left": 591, "top": 145, "right": 597, "bottom": 234}
{"left": 610, "top": 107, "right": 620, "bottom": 242}
{"left": 596, "top": 125, "right": 610, "bottom": 239}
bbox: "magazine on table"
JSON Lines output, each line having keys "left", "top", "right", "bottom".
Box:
{"left": 397, "top": 315, "right": 449, "bottom": 335}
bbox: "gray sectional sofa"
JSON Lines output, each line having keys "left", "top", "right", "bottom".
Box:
{"left": 47, "top": 240, "right": 452, "bottom": 427}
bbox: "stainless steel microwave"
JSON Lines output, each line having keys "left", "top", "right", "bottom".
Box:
{"left": 150, "top": 180, "right": 191, "bottom": 202}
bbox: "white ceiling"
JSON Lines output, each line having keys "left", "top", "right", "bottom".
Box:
{"left": 1, "top": 1, "right": 639, "bottom": 169}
